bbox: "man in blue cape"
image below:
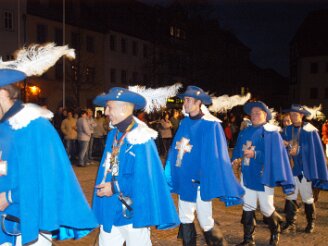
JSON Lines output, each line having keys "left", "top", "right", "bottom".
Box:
{"left": 92, "top": 87, "right": 179, "bottom": 246}
{"left": 0, "top": 44, "right": 98, "bottom": 245}
{"left": 165, "top": 85, "right": 245, "bottom": 246}
{"left": 281, "top": 104, "right": 328, "bottom": 234}
{"left": 232, "top": 101, "right": 295, "bottom": 246}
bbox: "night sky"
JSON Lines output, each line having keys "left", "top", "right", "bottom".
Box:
{"left": 139, "top": 0, "right": 328, "bottom": 77}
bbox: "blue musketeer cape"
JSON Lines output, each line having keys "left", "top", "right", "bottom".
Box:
{"left": 232, "top": 123, "right": 295, "bottom": 194}
{"left": 165, "top": 115, "right": 245, "bottom": 206}
{"left": 0, "top": 101, "right": 98, "bottom": 245}
{"left": 282, "top": 123, "right": 328, "bottom": 190}
{"left": 92, "top": 119, "right": 179, "bottom": 232}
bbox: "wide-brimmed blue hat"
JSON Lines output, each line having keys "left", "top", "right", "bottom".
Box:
{"left": 282, "top": 104, "right": 311, "bottom": 117}
{"left": 0, "top": 69, "right": 26, "bottom": 87}
{"left": 243, "top": 101, "right": 272, "bottom": 121}
{"left": 93, "top": 87, "right": 146, "bottom": 110}
{"left": 177, "top": 85, "right": 212, "bottom": 105}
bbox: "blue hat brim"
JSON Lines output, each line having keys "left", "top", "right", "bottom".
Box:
{"left": 244, "top": 101, "right": 272, "bottom": 121}
{"left": 93, "top": 87, "right": 146, "bottom": 110}
{"left": 0, "top": 69, "right": 26, "bottom": 87}
{"left": 282, "top": 108, "right": 311, "bottom": 117}
{"left": 178, "top": 86, "right": 212, "bottom": 105}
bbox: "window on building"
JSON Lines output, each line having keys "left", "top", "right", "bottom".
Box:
{"left": 310, "top": 87, "right": 318, "bottom": 99}
{"left": 37, "top": 24, "right": 48, "bottom": 43}
{"left": 55, "top": 63, "right": 63, "bottom": 80}
{"left": 121, "top": 38, "right": 127, "bottom": 53}
{"left": 86, "top": 67, "right": 95, "bottom": 83}
{"left": 110, "top": 68, "right": 116, "bottom": 83}
{"left": 325, "top": 88, "right": 328, "bottom": 99}
{"left": 143, "top": 44, "right": 148, "bottom": 58}
{"left": 169, "top": 25, "right": 186, "bottom": 40}
{"left": 110, "top": 35, "right": 116, "bottom": 51}
{"left": 86, "top": 35, "right": 95, "bottom": 53}
{"left": 121, "top": 70, "right": 127, "bottom": 83}
{"left": 71, "top": 64, "right": 79, "bottom": 81}
{"left": 132, "top": 72, "right": 138, "bottom": 82}
{"left": 143, "top": 74, "right": 148, "bottom": 82}
{"left": 4, "top": 11, "right": 13, "bottom": 31}
{"left": 310, "top": 62, "right": 318, "bottom": 74}
{"left": 54, "top": 28, "right": 63, "bottom": 44}
{"left": 71, "top": 32, "right": 81, "bottom": 49}
{"left": 132, "top": 41, "right": 138, "bottom": 56}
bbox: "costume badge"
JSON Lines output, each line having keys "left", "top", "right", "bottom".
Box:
{"left": 101, "top": 152, "right": 112, "bottom": 184}
{"left": 175, "top": 137, "right": 193, "bottom": 167}
{"left": 0, "top": 151, "right": 7, "bottom": 176}
{"left": 242, "top": 140, "right": 255, "bottom": 166}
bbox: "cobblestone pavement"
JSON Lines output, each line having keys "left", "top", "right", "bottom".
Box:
{"left": 56, "top": 163, "right": 328, "bottom": 246}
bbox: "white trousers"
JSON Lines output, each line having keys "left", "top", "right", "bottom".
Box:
{"left": 287, "top": 176, "right": 314, "bottom": 204}
{"left": 241, "top": 179, "right": 275, "bottom": 217}
{"left": 178, "top": 189, "right": 214, "bottom": 232}
{"left": 99, "top": 224, "right": 152, "bottom": 246}
{"left": 15, "top": 233, "right": 52, "bottom": 246}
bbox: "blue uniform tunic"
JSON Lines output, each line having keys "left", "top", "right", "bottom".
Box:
{"left": 165, "top": 116, "right": 245, "bottom": 206}
{"left": 282, "top": 123, "right": 328, "bottom": 189}
{"left": 232, "top": 125, "right": 265, "bottom": 191}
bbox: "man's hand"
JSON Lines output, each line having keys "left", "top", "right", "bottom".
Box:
{"left": 0, "top": 192, "right": 9, "bottom": 211}
{"left": 243, "top": 149, "right": 255, "bottom": 158}
{"left": 283, "top": 140, "right": 289, "bottom": 147}
{"left": 96, "top": 182, "right": 114, "bottom": 197}
{"left": 232, "top": 158, "right": 242, "bottom": 168}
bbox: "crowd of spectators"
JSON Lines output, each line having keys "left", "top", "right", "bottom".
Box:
{"left": 50, "top": 105, "right": 328, "bottom": 163}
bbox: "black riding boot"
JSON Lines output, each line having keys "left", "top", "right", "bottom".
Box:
{"left": 281, "top": 200, "right": 298, "bottom": 233}
{"left": 266, "top": 211, "right": 283, "bottom": 246}
{"left": 304, "top": 203, "right": 316, "bottom": 233}
{"left": 203, "top": 224, "right": 224, "bottom": 246}
{"left": 177, "top": 223, "right": 197, "bottom": 246}
{"left": 236, "top": 210, "right": 256, "bottom": 246}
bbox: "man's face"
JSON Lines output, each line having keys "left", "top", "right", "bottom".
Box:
{"left": 183, "top": 97, "right": 200, "bottom": 115}
{"left": 0, "top": 89, "right": 10, "bottom": 120}
{"left": 282, "top": 115, "right": 292, "bottom": 127}
{"left": 250, "top": 107, "right": 267, "bottom": 126}
{"left": 104, "top": 101, "right": 128, "bottom": 125}
{"left": 290, "top": 112, "right": 303, "bottom": 125}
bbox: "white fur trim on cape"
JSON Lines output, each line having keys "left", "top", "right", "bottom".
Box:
{"left": 263, "top": 123, "right": 280, "bottom": 132}
{"left": 202, "top": 113, "right": 222, "bottom": 123}
{"left": 126, "top": 117, "right": 158, "bottom": 144}
{"left": 9, "top": 103, "right": 53, "bottom": 130}
{"left": 196, "top": 104, "right": 221, "bottom": 122}
{"left": 303, "top": 123, "right": 318, "bottom": 132}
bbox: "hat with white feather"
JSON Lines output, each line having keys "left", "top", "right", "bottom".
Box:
{"left": 177, "top": 85, "right": 212, "bottom": 105}
{"left": 93, "top": 83, "right": 182, "bottom": 112}
{"left": 0, "top": 42, "right": 75, "bottom": 87}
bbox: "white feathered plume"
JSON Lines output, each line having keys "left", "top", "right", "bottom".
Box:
{"left": 303, "top": 104, "right": 324, "bottom": 120}
{"left": 128, "top": 83, "right": 182, "bottom": 113}
{"left": 208, "top": 92, "right": 251, "bottom": 113}
{"left": 268, "top": 108, "right": 281, "bottom": 129}
{"left": 0, "top": 42, "right": 75, "bottom": 76}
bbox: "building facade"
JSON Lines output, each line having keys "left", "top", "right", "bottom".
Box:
{"left": 290, "top": 10, "right": 328, "bottom": 115}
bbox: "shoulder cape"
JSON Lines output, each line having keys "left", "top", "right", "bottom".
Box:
{"left": 261, "top": 123, "right": 295, "bottom": 194}
{"left": 92, "top": 121, "right": 179, "bottom": 232}
{"left": 1, "top": 104, "right": 98, "bottom": 245}
{"left": 166, "top": 117, "right": 244, "bottom": 206}
{"left": 301, "top": 123, "right": 328, "bottom": 189}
